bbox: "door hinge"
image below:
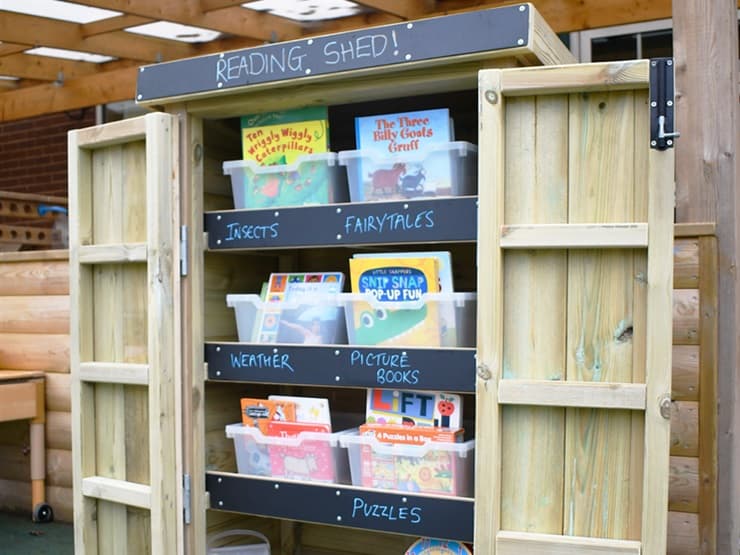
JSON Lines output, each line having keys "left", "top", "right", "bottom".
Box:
{"left": 649, "top": 57, "right": 680, "bottom": 150}
{"left": 180, "top": 225, "right": 188, "bottom": 277}
{"left": 183, "top": 473, "right": 191, "bottom": 524}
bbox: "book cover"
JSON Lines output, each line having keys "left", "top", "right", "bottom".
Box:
{"left": 365, "top": 388, "right": 463, "bottom": 428}
{"left": 348, "top": 257, "right": 440, "bottom": 347}
{"left": 242, "top": 106, "right": 330, "bottom": 166}
{"left": 267, "top": 421, "right": 337, "bottom": 483}
{"left": 352, "top": 108, "right": 453, "bottom": 201}
{"left": 268, "top": 395, "right": 332, "bottom": 428}
{"left": 240, "top": 397, "right": 297, "bottom": 434}
{"left": 358, "top": 442, "right": 460, "bottom": 496}
{"left": 354, "top": 251, "right": 457, "bottom": 346}
{"left": 359, "top": 423, "right": 464, "bottom": 445}
{"left": 256, "top": 272, "right": 345, "bottom": 344}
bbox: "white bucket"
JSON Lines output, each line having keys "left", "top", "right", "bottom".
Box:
{"left": 207, "top": 529, "right": 271, "bottom": 555}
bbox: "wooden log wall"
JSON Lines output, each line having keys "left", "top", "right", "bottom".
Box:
{"left": 668, "top": 224, "right": 717, "bottom": 555}
{"left": 0, "top": 228, "right": 717, "bottom": 545}
{"left": 0, "top": 250, "right": 71, "bottom": 522}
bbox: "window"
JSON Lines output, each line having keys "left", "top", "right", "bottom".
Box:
{"left": 570, "top": 13, "right": 740, "bottom": 62}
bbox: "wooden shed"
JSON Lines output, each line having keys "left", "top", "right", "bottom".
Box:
{"left": 0, "top": 1, "right": 736, "bottom": 554}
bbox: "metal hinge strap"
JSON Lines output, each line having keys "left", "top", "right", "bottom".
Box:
{"left": 183, "top": 473, "right": 191, "bottom": 524}
{"left": 180, "top": 225, "right": 188, "bottom": 277}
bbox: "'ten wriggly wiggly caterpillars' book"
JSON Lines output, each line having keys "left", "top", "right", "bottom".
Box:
{"left": 241, "top": 106, "right": 330, "bottom": 166}
{"left": 349, "top": 256, "right": 440, "bottom": 347}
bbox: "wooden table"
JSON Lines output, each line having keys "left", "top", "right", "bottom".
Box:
{"left": 0, "top": 370, "right": 52, "bottom": 521}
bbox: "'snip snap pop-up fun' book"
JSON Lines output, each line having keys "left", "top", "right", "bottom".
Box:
{"left": 348, "top": 256, "right": 440, "bottom": 347}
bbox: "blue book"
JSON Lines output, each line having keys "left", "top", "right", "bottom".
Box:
{"left": 350, "top": 108, "right": 454, "bottom": 201}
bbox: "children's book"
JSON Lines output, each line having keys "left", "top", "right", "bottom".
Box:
{"left": 352, "top": 108, "right": 453, "bottom": 201}
{"left": 268, "top": 395, "right": 332, "bottom": 429}
{"left": 266, "top": 420, "right": 337, "bottom": 483}
{"left": 255, "top": 272, "right": 345, "bottom": 344}
{"left": 353, "top": 251, "right": 457, "bottom": 346}
{"left": 348, "top": 256, "right": 441, "bottom": 347}
{"left": 365, "top": 388, "right": 463, "bottom": 428}
{"left": 267, "top": 420, "right": 331, "bottom": 437}
{"left": 242, "top": 106, "right": 330, "bottom": 166}
{"left": 358, "top": 441, "right": 462, "bottom": 496}
{"left": 359, "top": 423, "right": 464, "bottom": 445}
{"left": 240, "top": 397, "right": 297, "bottom": 434}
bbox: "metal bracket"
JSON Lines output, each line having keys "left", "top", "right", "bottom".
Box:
{"left": 649, "top": 58, "right": 680, "bottom": 150}
{"left": 183, "top": 473, "right": 191, "bottom": 524}
{"left": 180, "top": 225, "right": 188, "bottom": 277}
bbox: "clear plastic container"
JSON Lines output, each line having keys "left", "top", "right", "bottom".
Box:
{"left": 226, "top": 293, "right": 347, "bottom": 345}
{"left": 342, "top": 292, "right": 476, "bottom": 348}
{"left": 339, "top": 430, "right": 475, "bottom": 496}
{"left": 225, "top": 423, "right": 354, "bottom": 484}
{"left": 338, "top": 141, "right": 477, "bottom": 202}
{"left": 223, "top": 153, "right": 349, "bottom": 209}
{"left": 207, "top": 529, "right": 271, "bottom": 555}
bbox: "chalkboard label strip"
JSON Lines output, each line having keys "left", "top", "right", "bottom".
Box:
{"left": 206, "top": 472, "right": 475, "bottom": 542}
{"left": 204, "top": 196, "right": 478, "bottom": 249}
{"left": 136, "top": 5, "right": 529, "bottom": 102}
{"left": 206, "top": 343, "right": 476, "bottom": 392}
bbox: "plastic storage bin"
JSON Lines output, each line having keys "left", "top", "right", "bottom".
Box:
{"left": 207, "top": 529, "right": 271, "bottom": 555}
{"left": 343, "top": 292, "right": 476, "bottom": 348}
{"left": 339, "top": 430, "right": 475, "bottom": 497}
{"left": 223, "top": 153, "right": 349, "bottom": 209}
{"left": 338, "top": 141, "right": 477, "bottom": 202}
{"left": 226, "top": 423, "right": 354, "bottom": 484}
{"left": 226, "top": 293, "right": 347, "bottom": 344}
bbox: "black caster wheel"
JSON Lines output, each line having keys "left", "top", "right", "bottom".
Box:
{"left": 32, "top": 502, "right": 54, "bottom": 523}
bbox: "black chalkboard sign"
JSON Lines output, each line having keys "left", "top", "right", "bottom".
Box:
{"left": 136, "top": 4, "right": 529, "bottom": 101}
{"left": 206, "top": 343, "right": 476, "bottom": 392}
{"left": 204, "top": 196, "right": 477, "bottom": 249}
{"left": 206, "top": 473, "right": 475, "bottom": 541}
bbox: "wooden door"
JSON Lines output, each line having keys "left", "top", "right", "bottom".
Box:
{"left": 68, "top": 113, "right": 182, "bottom": 554}
{"left": 475, "top": 60, "right": 674, "bottom": 554}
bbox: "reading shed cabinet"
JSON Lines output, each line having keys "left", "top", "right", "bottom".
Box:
{"left": 67, "top": 4, "right": 676, "bottom": 554}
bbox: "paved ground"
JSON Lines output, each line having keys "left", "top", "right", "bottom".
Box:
{"left": 0, "top": 511, "right": 73, "bottom": 554}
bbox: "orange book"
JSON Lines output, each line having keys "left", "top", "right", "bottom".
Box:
{"left": 240, "top": 397, "right": 297, "bottom": 434}
{"left": 359, "top": 423, "right": 463, "bottom": 445}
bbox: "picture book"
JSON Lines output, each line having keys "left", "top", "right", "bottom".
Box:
{"left": 255, "top": 272, "right": 345, "bottom": 344}
{"left": 266, "top": 420, "right": 331, "bottom": 437}
{"left": 348, "top": 256, "right": 441, "bottom": 347}
{"left": 242, "top": 106, "right": 330, "bottom": 166}
{"left": 358, "top": 442, "right": 461, "bottom": 496}
{"left": 268, "top": 395, "right": 332, "bottom": 429}
{"left": 359, "top": 423, "right": 464, "bottom": 445}
{"left": 240, "top": 397, "right": 297, "bottom": 434}
{"left": 354, "top": 251, "right": 457, "bottom": 346}
{"left": 266, "top": 420, "right": 337, "bottom": 483}
{"left": 365, "top": 388, "right": 463, "bottom": 428}
{"left": 352, "top": 108, "right": 453, "bottom": 201}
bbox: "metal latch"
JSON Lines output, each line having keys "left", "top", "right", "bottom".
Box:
{"left": 649, "top": 58, "right": 680, "bottom": 150}
{"left": 180, "top": 225, "right": 188, "bottom": 277}
{"left": 183, "top": 473, "right": 191, "bottom": 524}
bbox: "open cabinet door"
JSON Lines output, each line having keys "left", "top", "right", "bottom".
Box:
{"left": 475, "top": 60, "right": 674, "bottom": 554}
{"left": 68, "top": 113, "right": 182, "bottom": 554}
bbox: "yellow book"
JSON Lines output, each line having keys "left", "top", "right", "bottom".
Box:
{"left": 242, "top": 119, "right": 329, "bottom": 166}
{"left": 348, "top": 256, "right": 440, "bottom": 347}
